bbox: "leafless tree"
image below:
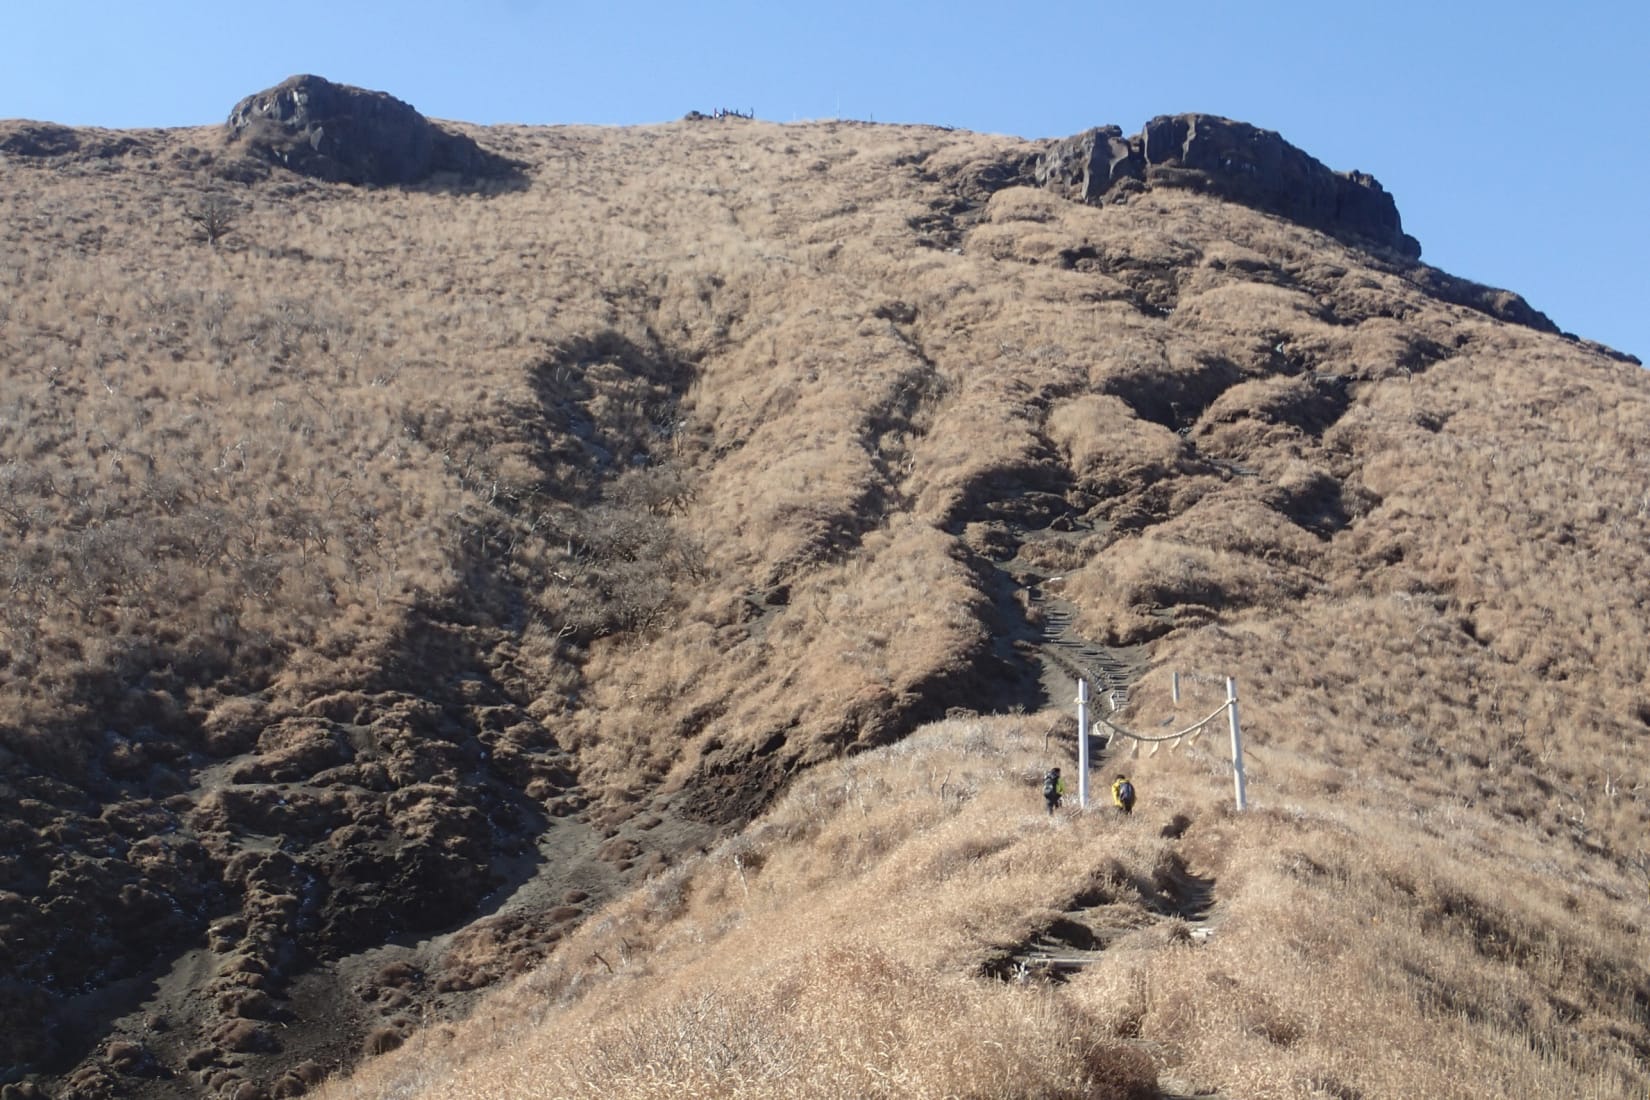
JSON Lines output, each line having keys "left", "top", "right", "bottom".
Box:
{"left": 185, "top": 193, "right": 239, "bottom": 246}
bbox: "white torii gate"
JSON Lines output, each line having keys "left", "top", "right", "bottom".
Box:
{"left": 1076, "top": 674, "right": 1248, "bottom": 812}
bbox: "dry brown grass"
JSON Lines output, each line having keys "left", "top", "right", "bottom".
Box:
{"left": 4, "top": 108, "right": 1649, "bottom": 1097}
{"left": 317, "top": 717, "right": 1649, "bottom": 1099}
{"left": 0, "top": 118, "right": 1044, "bottom": 789}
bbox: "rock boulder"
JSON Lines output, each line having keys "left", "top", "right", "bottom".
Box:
{"left": 1034, "top": 125, "right": 1143, "bottom": 203}
{"left": 225, "top": 74, "right": 516, "bottom": 186}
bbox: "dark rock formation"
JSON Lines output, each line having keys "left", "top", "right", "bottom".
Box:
{"left": 1400, "top": 265, "right": 1559, "bottom": 334}
{"left": 1035, "top": 125, "right": 1143, "bottom": 204}
{"left": 225, "top": 74, "right": 518, "bottom": 186}
{"left": 0, "top": 121, "right": 148, "bottom": 160}
{"left": 1035, "top": 114, "right": 1421, "bottom": 260}
{"left": 0, "top": 122, "right": 81, "bottom": 157}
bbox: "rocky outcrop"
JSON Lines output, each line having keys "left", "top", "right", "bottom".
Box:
{"left": 1036, "top": 114, "right": 1421, "bottom": 259}
{"left": 0, "top": 122, "right": 81, "bottom": 157}
{"left": 225, "top": 74, "right": 518, "bottom": 186}
{"left": 0, "top": 121, "right": 149, "bottom": 160}
{"left": 1035, "top": 124, "right": 1144, "bottom": 204}
{"left": 0, "top": 674, "right": 586, "bottom": 1091}
{"left": 1401, "top": 265, "right": 1559, "bottom": 334}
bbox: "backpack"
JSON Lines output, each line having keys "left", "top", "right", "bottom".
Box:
{"left": 1116, "top": 780, "right": 1135, "bottom": 805}
{"left": 1043, "top": 771, "right": 1059, "bottom": 797}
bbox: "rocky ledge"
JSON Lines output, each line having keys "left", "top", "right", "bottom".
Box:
{"left": 225, "top": 74, "right": 518, "bottom": 186}
{"left": 1035, "top": 114, "right": 1422, "bottom": 260}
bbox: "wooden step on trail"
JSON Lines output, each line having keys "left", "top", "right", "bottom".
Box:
{"left": 1026, "top": 589, "right": 1146, "bottom": 706}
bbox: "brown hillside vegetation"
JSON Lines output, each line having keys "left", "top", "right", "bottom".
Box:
{"left": 1, "top": 90, "right": 1647, "bottom": 1099}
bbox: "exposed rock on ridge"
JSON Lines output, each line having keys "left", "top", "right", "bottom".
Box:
{"left": 225, "top": 74, "right": 517, "bottom": 186}
{"left": 0, "top": 120, "right": 149, "bottom": 160}
{"left": 0, "top": 121, "right": 86, "bottom": 158}
{"left": 1035, "top": 114, "right": 1422, "bottom": 260}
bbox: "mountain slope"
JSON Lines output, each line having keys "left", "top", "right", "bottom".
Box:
{"left": 319, "top": 716, "right": 1649, "bottom": 1099}
{"left": 0, "top": 92, "right": 1646, "bottom": 1098}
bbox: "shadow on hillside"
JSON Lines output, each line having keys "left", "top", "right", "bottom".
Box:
{"left": 525, "top": 329, "right": 699, "bottom": 503}
{"left": 1147, "top": 853, "right": 1216, "bottom": 921}
{"left": 212, "top": 150, "right": 535, "bottom": 196}
{"left": 412, "top": 170, "right": 533, "bottom": 198}
{"left": 364, "top": 572, "right": 558, "bottom": 934}
{"left": 410, "top": 129, "right": 534, "bottom": 196}
{"left": 1100, "top": 353, "right": 1244, "bottom": 434}
{"left": 976, "top": 557, "right": 1061, "bottom": 715}
{"left": 0, "top": 626, "right": 274, "bottom": 781}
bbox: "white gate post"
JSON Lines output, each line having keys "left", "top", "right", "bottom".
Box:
{"left": 1076, "top": 679, "right": 1090, "bottom": 809}
{"left": 1227, "top": 677, "right": 1247, "bottom": 811}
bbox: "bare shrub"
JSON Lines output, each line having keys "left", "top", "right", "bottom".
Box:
{"left": 184, "top": 192, "right": 239, "bottom": 245}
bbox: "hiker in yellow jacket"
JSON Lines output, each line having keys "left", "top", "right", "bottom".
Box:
{"left": 1111, "top": 774, "right": 1136, "bottom": 814}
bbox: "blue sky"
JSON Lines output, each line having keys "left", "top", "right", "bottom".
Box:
{"left": 4, "top": 1, "right": 1645, "bottom": 360}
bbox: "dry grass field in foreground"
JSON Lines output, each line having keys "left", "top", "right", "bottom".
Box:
{"left": 1, "top": 104, "right": 1648, "bottom": 1098}
{"left": 319, "top": 717, "right": 1650, "bottom": 1100}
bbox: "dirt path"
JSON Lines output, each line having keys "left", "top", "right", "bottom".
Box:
{"left": 972, "top": 512, "right": 1152, "bottom": 718}
{"left": 971, "top": 518, "right": 1230, "bottom": 1096}
{"left": 983, "top": 830, "right": 1226, "bottom": 1099}
{"left": 1028, "top": 587, "right": 1151, "bottom": 710}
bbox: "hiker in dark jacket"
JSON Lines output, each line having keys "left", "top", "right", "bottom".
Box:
{"left": 1043, "top": 767, "right": 1065, "bottom": 814}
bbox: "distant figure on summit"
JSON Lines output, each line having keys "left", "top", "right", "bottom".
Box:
{"left": 1112, "top": 774, "right": 1136, "bottom": 815}
{"left": 1043, "top": 767, "right": 1065, "bottom": 815}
